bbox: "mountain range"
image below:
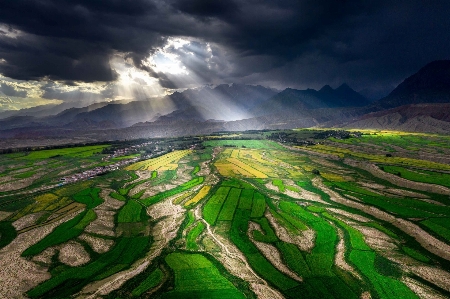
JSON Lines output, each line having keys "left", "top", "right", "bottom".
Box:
{"left": 0, "top": 60, "right": 449, "bottom": 147}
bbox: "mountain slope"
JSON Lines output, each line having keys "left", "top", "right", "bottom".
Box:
{"left": 343, "top": 103, "right": 450, "bottom": 133}
{"left": 250, "top": 84, "right": 369, "bottom": 116}
{"left": 167, "top": 83, "right": 277, "bottom": 120}
{"left": 374, "top": 60, "right": 450, "bottom": 108}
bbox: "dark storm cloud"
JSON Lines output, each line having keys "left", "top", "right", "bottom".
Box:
{"left": 176, "top": 0, "right": 239, "bottom": 19}
{"left": 0, "top": 0, "right": 166, "bottom": 81}
{"left": 0, "top": 0, "right": 449, "bottom": 97}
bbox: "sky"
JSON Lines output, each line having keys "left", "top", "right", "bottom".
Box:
{"left": 0, "top": 0, "right": 449, "bottom": 111}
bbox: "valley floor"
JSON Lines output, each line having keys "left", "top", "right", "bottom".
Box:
{"left": 1, "top": 130, "right": 450, "bottom": 299}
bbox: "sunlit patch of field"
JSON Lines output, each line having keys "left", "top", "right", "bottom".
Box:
{"left": 184, "top": 185, "right": 211, "bottom": 207}
{"left": 204, "top": 139, "right": 284, "bottom": 150}
{"left": 299, "top": 144, "right": 450, "bottom": 170}
{"left": 205, "top": 134, "right": 242, "bottom": 139}
{"left": 125, "top": 150, "right": 192, "bottom": 171}
{"left": 320, "top": 172, "right": 347, "bottom": 182}
{"left": 226, "top": 158, "right": 268, "bottom": 178}
{"left": 16, "top": 145, "right": 110, "bottom": 160}
{"left": 214, "top": 148, "right": 290, "bottom": 178}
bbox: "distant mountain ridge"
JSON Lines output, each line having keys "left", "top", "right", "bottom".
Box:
{"left": 344, "top": 103, "right": 450, "bottom": 133}
{"left": 250, "top": 83, "right": 370, "bottom": 116}
{"left": 1, "top": 60, "right": 450, "bottom": 143}
{"left": 374, "top": 60, "right": 450, "bottom": 108}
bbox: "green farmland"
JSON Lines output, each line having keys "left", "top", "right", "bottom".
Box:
{"left": 1, "top": 130, "right": 450, "bottom": 298}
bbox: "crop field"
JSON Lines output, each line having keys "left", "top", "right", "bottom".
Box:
{"left": 214, "top": 147, "right": 297, "bottom": 178}
{"left": 125, "top": 150, "right": 192, "bottom": 171}
{"left": 16, "top": 144, "right": 110, "bottom": 160}
{"left": 1, "top": 130, "right": 450, "bottom": 298}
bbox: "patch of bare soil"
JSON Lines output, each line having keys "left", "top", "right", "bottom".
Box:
{"left": 78, "top": 196, "right": 185, "bottom": 298}
{"left": 197, "top": 160, "right": 211, "bottom": 176}
{"left": 249, "top": 282, "right": 285, "bottom": 299}
{"left": 309, "top": 157, "right": 341, "bottom": 168}
{"left": 12, "top": 212, "right": 46, "bottom": 231}
{"left": 359, "top": 182, "right": 387, "bottom": 190}
{"left": 0, "top": 174, "right": 36, "bottom": 192}
{"left": 126, "top": 171, "right": 152, "bottom": 196}
{"left": 100, "top": 189, "right": 125, "bottom": 210}
{"left": 265, "top": 211, "right": 315, "bottom": 252}
{"left": 129, "top": 182, "right": 148, "bottom": 197}
{"left": 359, "top": 182, "right": 432, "bottom": 200}
{"left": 385, "top": 188, "right": 430, "bottom": 199}
{"left": 265, "top": 182, "right": 279, "bottom": 192}
{"left": 335, "top": 228, "right": 362, "bottom": 280}
{"left": 131, "top": 170, "right": 153, "bottom": 182}
{"left": 360, "top": 291, "right": 372, "bottom": 299}
{"left": 268, "top": 179, "right": 329, "bottom": 205}
{"left": 0, "top": 210, "right": 12, "bottom": 221}
{"left": 58, "top": 241, "right": 90, "bottom": 266}
{"left": 56, "top": 166, "right": 75, "bottom": 176}
{"left": 0, "top": 175, "right": 13, "bottom": 184}
{"left": 290, "top": 185, "right": 329, "bottom": 205}
{"left": 406, "top": 266, "right": 450, "bottom": 293}
{"left": 313, "top": 177, "right": 450, "bottom": 261}
{"left": 248, "top": 221, "right": 302, "bottom": 282}
{"left": 344, "top": 159, "right": 450, "bottom": 195}
{"left": 0, "top": 211, "right": 81, "bottom": 298}
{"left": 402, "top": 277, "right": 448, "bottom": 299}
{"left": 85, "top": 189, "right": 124, "bottom": 237}
{"left": 78, "top": 234, "right": 114, "bottom": 254}
{"left": 10, "top": 167, "right": 35, "bottom": 174}
{"left": 327, "top": 208, "right": 371, "bottom": 223}
{"left": 142, "top": 183, "right": 178, "bottom": 198}
{"left": 353, "top": 224, "right": 398, "bottom": 251}
{"left": 0, "top": 172, "right": 43, "bottom": 192}
{"left": 32, "top": 247, "right": 56, "bottom": 265}
{"left": 85, "top": 211, "right": 116, "bottom": 237}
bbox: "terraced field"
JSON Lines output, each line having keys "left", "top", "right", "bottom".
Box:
{"left": 126, "top": 150, "right": 193, "bottom": 171}
{"left": 1, "top": 131, "right": 450, "bottom": 298}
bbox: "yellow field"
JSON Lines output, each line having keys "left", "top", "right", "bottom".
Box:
{"left": 237, "top": 149, "right": 268, "bottom": 164}
{"left": 173, "top": 192, "right": 193, "bottom": 205}
{"left": 214, "top": 157, "right": 267, "bottom": 178}
{"left": 215, "top": 161, "right": 251, "bottom": 177}
{"left": 238, "top": 157, "right": 276, "bottom": 176}
{"left": 126, "top": 150, "right": 192, "bottom": 171}
{"left": 214, "top": 148, "right": 295, "bottom": 178}
{"left": 159, "top": 163, "right": 178, "bottom": 171}
{"left": 321, "top": 172, "right": 346, "bottom": 182}
{"left": 13, "top": 193, "right": 65, "bottom": 219}
{"left": 184, "top": 185, "right": 211, "bottom": 207}
{"left": 298, "top": 144, "right": 450, "bottom": 170}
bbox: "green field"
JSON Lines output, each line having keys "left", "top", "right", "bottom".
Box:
{"left": 163, "top": 253, "right": 247, "bottom": 299}
{"left": 2, "top": 130, "right": 450, "bottom": 299}
{"left": 381, "top": 165, "right": 450, "bottom": 187}
{"left": 20, "top": 145, "right": 109, "bottom": 160}
{"left": 204, "top": 139, "right": 283, "bottom": 149}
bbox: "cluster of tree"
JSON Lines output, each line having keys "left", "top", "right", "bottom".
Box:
{"left": 266, "top": 132, "right": 316, "bottom": 145}
{"left": 0, "top": 140, "right": 113, "bottom": 155}
{"left": 313, "top": 130, "right": 362, "bottom": 139}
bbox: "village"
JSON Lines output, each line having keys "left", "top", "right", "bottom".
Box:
{"left": 59, "top": 138, "right": 198, "bottom": 185}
